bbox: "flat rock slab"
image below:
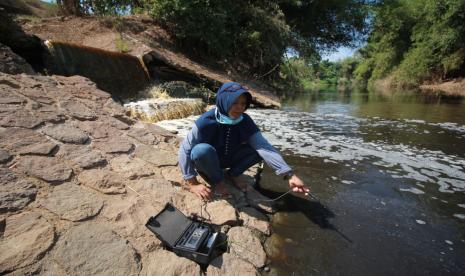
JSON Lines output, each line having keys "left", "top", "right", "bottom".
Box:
{"left": 53, "top": 222, "right": 140, "bottom": 276}
{"left": 160, "top": 166, "right": 183, "bottom": 184}
{"left": 173, "top": 192, "right": 203, "bottom": 219}
{"left": 42, "top": 183, "right": 103, "bottom": 221}
{"left": 227, "top": 226, "right": 266, "bottom": 268}
{"left": 56, "top": 144, "right": 106, "bottom": 169}
{"left": 103, "top": 197, "right": 165, "bottom": 253}
{"left": 239, "top": 207, "right": 270, "bottom": 235}
{"left": 17, "top": 142, "right": 57, "bottom": 156}
{"left": 0, "top": 212, "right": 55, "bottom": 274}
{"left": 110, "top": 155, "right": 154, "bottom": 179}
{"left": 140, "top": 249, "right": 201, "bottom": 276}
{"left": 17, "top": 156, "right": 73, "bottom": 183}
{"left": 0, "top": 128, "right": 49, "bottom": 153}
{"left": 208, "top": 253, "right": 257, "bottom": 276}
{"left": 17, "top": 87, "right": 55, "bottom": 105}
{"left": 0, "top": 110, "right": 45, "bottom": 128}
{"left": 206, "top": 200, "right": 237, "bottom": 226}
{"left": 130, "top": 178, "right": 178, "bottom": 205}
{"left": 173, "top": 192, "right": 237, "bottom": 224}
{"left": 59, "top": 100, "right": 97, "bottom": 120}
{"left": 92, "top": 140, "right": 134, "bottom": 154}
{"left": 134, "top": 144, "right": 177, "bottom": 167}
{"left": 0, "top": 148, "right": 11, "bottom": 163}
{"left": 145, "top": 123, "right": 177, "bottom": 142}
{"left": 77, "top": 121, "right": 121, "bottom": 139}
{"left": 127, "top": 127, "right": 159, "bottom": 145}
{"left": 105, "top": 116, "right": 130, "bottom": 130}
{"left": 42, "top": 124, "right": 89, "bottom": 144}
{"left": 0, "top": 168, "right": 37, "bottom": 212}
{"left": 0, "top": 87, "right": 25, "bottom": 106}
{"left": 32, "top": 107, "right": 67, "bottom": 124}
{"left": 78, "top": 169, "right": 126, "bottom": 194}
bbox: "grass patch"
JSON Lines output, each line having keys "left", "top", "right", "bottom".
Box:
{"left": 115, "top": 34, "right": 131, "bottom": 53}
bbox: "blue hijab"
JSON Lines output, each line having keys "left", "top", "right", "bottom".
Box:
{"left": 195, "top": 82, "right": 259, "bottom": 158}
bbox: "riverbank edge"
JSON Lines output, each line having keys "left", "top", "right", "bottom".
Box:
{"left": 419, "top": 78, "right": 465, "bottom": 98}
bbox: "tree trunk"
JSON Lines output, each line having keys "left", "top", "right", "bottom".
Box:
{"left": 57, "top": 0, "right": 81, "bottom": 16}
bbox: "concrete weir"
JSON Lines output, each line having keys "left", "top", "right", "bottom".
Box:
{"left": 44, "top": 40, "right": 150, "bottom": 100}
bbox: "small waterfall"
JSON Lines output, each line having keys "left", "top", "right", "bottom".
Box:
{"left": 123, "top": 82, "right": 209, "bottom": 123}
{"left": 45, "top": 40, "right": 150, "bottom": 100}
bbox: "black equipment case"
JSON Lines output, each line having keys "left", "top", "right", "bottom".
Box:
{"left": 145, "top": 203, "right": 219, "bottom": 265}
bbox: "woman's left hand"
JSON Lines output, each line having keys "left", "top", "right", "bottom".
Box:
{"left": 288, "top": 175, "right": 310, "bottom": 195}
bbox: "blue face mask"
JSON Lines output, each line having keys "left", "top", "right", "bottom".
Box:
{"left": 215, "top": 108, "right": 243, "bottom": 125}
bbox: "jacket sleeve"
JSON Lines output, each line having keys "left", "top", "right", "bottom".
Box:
{"left": 178, "top": 124, "right": 200, "bottom": 179}
{"left": 248, "top": 131, "right": 292, "bottom": 175}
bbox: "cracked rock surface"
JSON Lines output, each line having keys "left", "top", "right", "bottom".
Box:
{"left": 0, "top": 72, "right": 274, "bottom": 275}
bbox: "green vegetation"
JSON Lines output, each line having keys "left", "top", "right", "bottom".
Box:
{"left": 114, "top": 34, "right": 131, "bottom": 53}
{"left": 277, "top": 56, "right": 360, "bottom": 94}
{"left": 280, "top": 0, "right": 465, "bottom": 92}
{"left": 354, "top": 0, "right": 465, "bottom": 89}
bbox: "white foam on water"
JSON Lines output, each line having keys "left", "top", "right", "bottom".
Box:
{"left": 453, "top": 214, "right": 465, "bottom": 220}
{"left": 246, "top": 109, "right": 465, "bottom": 194}
{"left": 416, "top": 220, "right": 426, "bottom": 225}
{"left": 404, "top": 119, "right": 426, "bottom": 124}
{"left": 458, "top": 204, "right": 465, "bottom": 209}
{"left": 341, "top": 180, "right": 355, "bottom": 185}
{"left": 445, "top": 240, "right": 454, "bottom": 245}
{"left": 431, "top": 122, "right": 465, "bottom": 135}
{"left": 399, "top": 187, "right": 425, "bottom": 195}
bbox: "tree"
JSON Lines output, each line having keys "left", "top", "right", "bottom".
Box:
{"left": 354, "top": 0, "right": 465, "bottom": 87}
{"left": 56, "top": 0, "right": 81, "bottom": 15}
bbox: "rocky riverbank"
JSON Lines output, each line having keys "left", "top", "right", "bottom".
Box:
{"left": 0, "top": 56, "right": 276, "bottom": 274}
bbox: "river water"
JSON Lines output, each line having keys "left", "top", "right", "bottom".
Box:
{"left": 157, "top": 88, "right": 465, "bottom": 275}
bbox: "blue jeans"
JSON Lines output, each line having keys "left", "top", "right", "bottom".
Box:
{"left": 190, "top": 143, "right": 262, "bottom": 185}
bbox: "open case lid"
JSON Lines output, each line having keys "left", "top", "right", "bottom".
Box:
{"left": 146, "top": 203, "right": 192, "bottom": 247}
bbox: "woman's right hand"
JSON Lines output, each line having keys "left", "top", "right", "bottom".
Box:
{"left": 190, "top": 184, "right": 211, "bottom": 201}
{"left": 186, "top": 177, "right": 211, "bottom": 200}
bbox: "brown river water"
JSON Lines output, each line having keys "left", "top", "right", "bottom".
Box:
{"left": 157, "top": 88, "right": 465, "bottom": 275}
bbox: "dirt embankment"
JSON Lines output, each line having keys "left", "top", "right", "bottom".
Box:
{"left": 17, "top": 14, "right": 281, "bottom": 107}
